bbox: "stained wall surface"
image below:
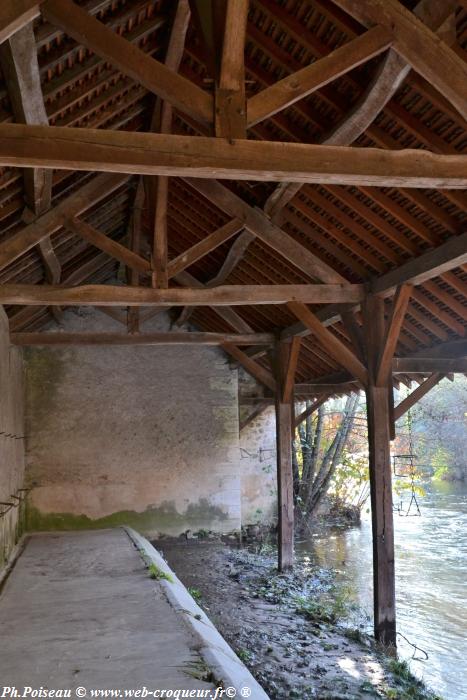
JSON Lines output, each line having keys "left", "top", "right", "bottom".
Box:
{"left": 24, "top": 308, "right": 277, "bottom": 536}
{"left": 0, "top": 307, "right": 25, "bottom": 570}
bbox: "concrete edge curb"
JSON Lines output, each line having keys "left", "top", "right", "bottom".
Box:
{"left": 0, "top": 534, "right": 28, "bottom": 595}
{"left": 123, "top": 527, "right": 270, "bottom": 700}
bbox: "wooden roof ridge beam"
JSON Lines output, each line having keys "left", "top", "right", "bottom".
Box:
{"left": 392, "top": 358, "right": 467, "bottom": 373}
{"left": 10, "top": 331, "right": 275, "bottom": 347}
{"left": 0, "top": 283, "right": 365, "bottom": 307}
{"left": 394, "top": 373, "right": 443, "bottom": 421}
{"left": 376, "top": 284, "right": 413, "bottom": 386}
{"left": 262, "top": 0, "right": 458, "bottom": 219}
{"left": 287, "top": 301, "right": 368, "bottom": 386}
{"left": 332, "top": 0, "right": 467, "bottom": 121}
{"left": 65, "top": 216, "right": 152, "bottom": 276}
{"left": 294, "top": 394, "right": 331, "bottom": 427}
{"left": 216, "top": 0, "right": 249, "bottom": 138}
{"left": 0, "top": 173, "right": 129, "bottom": 273}
{"left": 184, "top": 178, "right": 351, "bottom": 284}
{"left": 167, "top": 218, "right": 244, "bottom": 279}
{"left": 151, "top": 0, "right": 191, "bottom": 290}
{"left": 223, "top": 341, "right": 276, "bottom": 392}
{"left": 41, "top": 0, "right": 213, "bottom": 127}
{"left": 247, "top": 24, "right": 393, "bottom": 127}
{"left": 1, "top": 125, "right": 466, "bottom": 187}
{"left": 0, "top": 0, "right": 42, "bottom": 44}
{"left": 282, "top": 337, "right": 301, "bottom": 403}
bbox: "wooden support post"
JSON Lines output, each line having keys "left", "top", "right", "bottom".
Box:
{"left": 363, "top": 295, "right": 396, "bottom": 648}
{"left": 273, "top": 341, "right": 295, "bottom": 571}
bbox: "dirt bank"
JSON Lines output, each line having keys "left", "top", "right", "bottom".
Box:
{"left": 156, "top": 538, "right": 441, "bottom": 700}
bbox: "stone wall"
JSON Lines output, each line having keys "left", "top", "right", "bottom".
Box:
{"left": 0, "top": 307, "right": 25, "bottom": 571}
{"left": 24, "top": 308, "right": 278, "bottom": 537}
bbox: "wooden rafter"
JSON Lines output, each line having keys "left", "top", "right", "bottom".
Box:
{"left": 0, "top": 124, "right": 465, "bottom": 187}
{"left": 247, "top": 25, "right": 393, "bottom": 126}
{"left": 223, "top": 342, "right": 276, "bottom": 392}
{"left": 42, "top": 0, "right": 212, "bottom": 127}
{"left": 394, "top": 373, "right": 443, "bottom": 421}
{"left": 393, "top": 358, "right": 467, "bottom": 374}
{"left": 0, "top": 283, "right": 365, "bottom": 307}
{"left": 0, "top": 0, "right": 42, "bottom": 44}
{"left": 376, "top": 284, "right": 413, "bottom": 386}
{"left": 294, "top": 394, "right": 332, "bottom": 427}
{"left": 332, "top": 0, "right": 467, "bottom": 121}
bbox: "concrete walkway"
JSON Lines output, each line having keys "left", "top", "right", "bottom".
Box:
{"left": 0, "top": 529, "right": 263, "bottom": 694}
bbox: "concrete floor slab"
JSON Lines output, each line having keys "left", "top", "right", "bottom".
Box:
{"left": 0, "top": 530, "right": 216, "bottom": 692}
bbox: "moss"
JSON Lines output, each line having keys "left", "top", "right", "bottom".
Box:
{"left": 148, "top": 563, "right": 174, "bottom": 582}
{"left": 26, "top": 498, "right": 228, "bottom": 534}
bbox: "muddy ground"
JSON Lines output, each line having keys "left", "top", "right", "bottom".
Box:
{"left": 156, "top": 538, "right": 440, "bottom": 700}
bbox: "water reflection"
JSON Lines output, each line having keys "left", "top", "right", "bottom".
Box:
{"left": 296, "top": 482, "right": 467, "bottom": 700}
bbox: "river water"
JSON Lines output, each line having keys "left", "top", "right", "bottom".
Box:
{"left": 297, "top": 481, "right": 467, "bottom": 700}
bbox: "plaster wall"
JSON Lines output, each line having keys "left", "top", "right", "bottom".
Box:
{"left": 25, "top": 309, "right": 243, "bottom": 537}
{"left": 0, "top": 307, "right": 25, "bottom": 570}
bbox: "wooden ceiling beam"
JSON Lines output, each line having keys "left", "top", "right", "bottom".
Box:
{"left": 0, "top": 0, "right": 42, "bottom": 44}
{"left": 0, "top": 283, "right": 364, "bottom": 307}
{"left": 216, "top": 0, "right": 248, "bottom": 138}
{"left": 0, "top": 173, "right": 129, "bottom": 273}
{"left": 10, "top": 331, "right": 274, "bottom": 347}
{"left": 0, "top": 124, "right": 465, "bottom": 188}
{"left": 332, "top": 0, "right": 467, "bottom": 121}
{"left": 223, "top": 341, "right": 276, "bottom": 392}
{"left": 247, "top": 25, "right": 393, "bottom": 127}
{"left": 41, "top": 0, "right": 213, "bottom": 127}
{"left": 393, "top": 358, "right": 467, "bottom": 374}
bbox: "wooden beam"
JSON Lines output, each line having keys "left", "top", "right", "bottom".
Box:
{"left": 295, "top": 382, "right": 358, "bottom": 395}
{"left": 392, "top": 357, "right": 467, "bottom": 374}
{"left": 0, "top": 173, "right": 129, "bottom": 273}
{"left": 239, "top": 400, "right": 271, "bottom": 432}
{"left": 207, "top": 230, "right": 256, "bottom": 287}
{"left": 216, "top": 0, "right": 248, "bottom": 138}
{"left": 282, "top": 337, "right": 301, "bottom": 403}
{"left": 376, "top": 284, "right": 413, "bottom": 386}
{"left": 66, "top": 217, "right": 152, "bottom": 275}
{"left": 185, "top": 178, "right": 349, "bottom": 284}
{"left": 0, "top": 0, "right": 41, "bottom": 45}
{"left": 363, "top": 294, "right": 396, "bottom": 647}
{"left": 167, "top": 219, "right": 244, "bottom": 278}
{"left": 394, "top": 373, "right": 443, "bottom": 421}
{"left": 0, "top": 283, "right": 364, "bottom": 307}
{"left": 273, "top": 341, "right": 295, "bottom": 570}
{"left": 372, "top": 233, "right": 467, "bottom": 295}
{"left": 332, "top": 0, "right": 467, "bottom": 121}
{"left": 294, "top": 394, "right": 331, "bottom": 427}
{"left": 223, "top": 342, "right": 276, "bottom": 392}
{"left": 42, "top": 0, "right": 213, "bottom": 127}
{"left": 0, "top": 124, "right": 466, "bottom": 188}
{"left": 10, "top": 331, "right": 275, "bottom": 347}
{"left": 247, "top": 25, "right": 393, "bottom": 126}
{"left": 287, "top": 301, "right": 368, "bottom": 386}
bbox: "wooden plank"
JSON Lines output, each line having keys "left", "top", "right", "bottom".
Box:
{"left": 42, "top": 0, "right": 213, "bottom": 126}
{"left": 0, "top": 283, "right": 364, "bottom": 307}
{"left": 394, "top": 373, "right": 443, "bottom": 421}
{"left": 392, "top": 358, "right": 467, "bottom": 373}
{"left": 0, "top": 173, "right": 129, "bottom": 273}
{"left": 363, "top": 294, "right": 396, "bottom": 647}
{"left": 0, "top": 0, "right": 41, "bottom": 45}
{"left": 66, "top": 217, "right": 152, "bottom": 275}
{"left": 332, "top": 0, "right": 467, "bottom": 121}
{"left": 372, "top": 233, "right": 467, "bottom": 295}
{"left": 247, "top": 25, "right": 393, "bottom": 126}
{"left": 0, "top": 124, "right": 466, "bottom": 188}
{"left": 376, "top": 284, "right": 413, "bottom": 386}
{"left": 223, "top": 342, "right": 276, "bottom": 392}
{"left": 167, "top": 219, "right": 244, "bottom": 278}
{"left": 295, "top": 382, "right": 358, "bottom": 395}
{"left": 282, "top": 337, "right": 301, "bottom": 403}
{"left": 185, "top": 178, "right": 349, "bottom": 284}
{"left": 273, "top": 341, "right": 295, "bottom": 570}
{"left": 10, "top": 331, "right": 275, "bottom": 346}
{"left": 288, "top": 301, "right": 368, "bottom": 386}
